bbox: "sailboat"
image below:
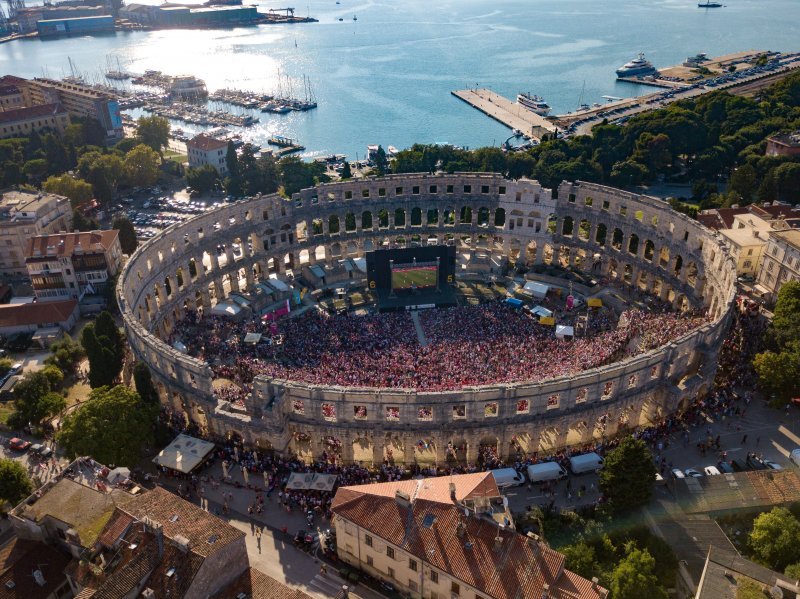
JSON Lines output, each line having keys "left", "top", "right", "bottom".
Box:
{"left": 576, "top": 80, "right": 589, "bottom": 111}
{"left": 352, "top": 14, "right": 357, "bottom": 20}
{"left": 698, "top": 1, "right": 722, "bottom": 6}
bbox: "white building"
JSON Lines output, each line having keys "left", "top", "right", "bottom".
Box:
{"left": 187, "top": 133, "right": 229, "bottom": 175}
{"left": 331, "top": 472, "right": 607, "bottom": 599}
{"left": 717, "top": 212, "right": 792, "bottom": 277}
{"left": 756, "top": 229, "right": 800, "bottom": 300}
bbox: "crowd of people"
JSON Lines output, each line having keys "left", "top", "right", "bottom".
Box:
{"left": 168, "top": 301, "right": 707, "bottom": 395}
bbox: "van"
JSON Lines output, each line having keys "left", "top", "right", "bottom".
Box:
{"left": 490, "top": 468, "right": 525, "bottom": 489}
{"left": 569, "top": 452, "right": 604, "bottom": 475}
{"left": 526, "top": 462, "right": 568, "bottom": 484}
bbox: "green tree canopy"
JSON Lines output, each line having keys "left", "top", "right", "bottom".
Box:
{"left": 749, "top": 507, "right": 800, "bottom": 571}
{"left": 42, "top": 174, "right": 94, "bottom": 206}
{"left": 753, "top": 343, "right": 800, "bottom": 402}
{"left": 45, "top": 336, "right": 86, "bottom": 374}
{"left": 136, "top": 115, "right": 170, "bottom": 154}
{"left": 81, "top": 311, "right": 124, "bottom": 388}
{"left": 340, "top": 160, "right": 352, "bottom": 180}
{"left": 12, "top": 370, "right": 65, "bottom": 427}
{"left": 113, "top": 216, "right": 139, "bottom": 255}
{"left": 609, "top": 544, "right": 668, "bottom": 599}
{"left": 598, "top": 436, "right": 656, "bottom": 515}
{"left": 58, "top": 385, "right": 158, "bottom": 467}
{"left": 186, "top": 164, "right": 220, "bottom": 194}
{"left": 72, "top": 209, "right": 100, "bottom": 232}
{"left": 0, "top": 458, "right": 33, "bottom": 506}
{"left": 124, "top": 143, "right": 160, "bottom": 187}
{"left": 133, "top": 361, "right": 159, "bottom": 405}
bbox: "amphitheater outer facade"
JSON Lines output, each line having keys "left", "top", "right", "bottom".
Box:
{"left": 118, "top": 175, "right": 737, "bottom": 465}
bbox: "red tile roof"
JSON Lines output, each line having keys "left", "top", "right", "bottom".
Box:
{"left": 0, "top": 300, "right": 77, "bottom": 329}
{"left": 98, "top": 511, "right": 134, "bottom": 548}
{"left": 697, "top": 203, "right": 800, "bottom": 231}
{"left": 0, "top": 103, "right": 66, "bottom": 125}
{"left": 187, "top": 133, "right": 228, "bottom": 152}
{"left": 24, "top": 230, "right": 118, "bottom": 260}
{"left": 212, "top": 568, "right": 314, "bottom": 599}
{"left": 0, "top": 538, "right": 71, "bottom": 599}
{"left": 332, "top": 474, "right": 607, "bottom": 599}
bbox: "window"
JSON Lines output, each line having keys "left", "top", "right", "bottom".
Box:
{"left": 498, "top": 186, "right": 506, "bottom": 194}
{"left": 451, "top": 582, "right": 460, "bottom": 596}
{"left": 388, "top": 567, "right": 395, "bottom": 579}
{"left": 362, "top": 189, "right": 370, "bottom": 198}
{"left": 367, "top": 555, "right": 374, "bottom": 566}
{"left": 409, "top": 559, "right": 418, "bottom": 571}
{"left": 387, "top": 547, "right": 395, "bottom": 559}
{"left": 747, "top": 249, "right": 753, "bottom": 256}
{"left": 446, "top": 185, "right": 454, "bottom": 193}
{"left": 430, "top": 571, "right": 439, "bottom": 583}
{"left": 602, "top": 200, "right": 610, "bottom": 211}
{"left": 365, "top": 534, "right": 373, "bottom": 547}
{"left": 430, "top": 185, "right": 437, "bottom": 193}
{"left": 344, "top": 190, "right": 352, "bottom": 200}
{"left": 396, "top": 187, "right": 404, "bottom": 195}
{"left": 409, "top": 580, "right": 419, "bottom": 592}
{"left": 412, "top": 186, "right": 420, "bottom": 195}
{"left": 619, "top": 205, "right": 627, "bottom": 216}
{"left": 379, "top": 188, "right": 386, "bottom": 196}
{"left": 463, "top": 185, "right": 471, "bottom": 193}
{"left": 481, "top": 185, "right": 489, "bottom": 194}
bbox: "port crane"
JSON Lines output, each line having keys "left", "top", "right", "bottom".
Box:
{"left": 268, "top": 7, "right": 294, "bottom": 16}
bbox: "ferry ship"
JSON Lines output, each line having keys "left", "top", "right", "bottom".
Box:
{"left": 615, "top": 53, "right": 658, "bottom": 78}
{"left": 516, "top": 92, "right": 551, "bottom": 116}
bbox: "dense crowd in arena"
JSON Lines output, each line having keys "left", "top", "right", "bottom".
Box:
{"left": 169, "top": 300, "right": 707, "bottom": 400}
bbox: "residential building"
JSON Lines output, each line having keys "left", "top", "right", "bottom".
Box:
{"left": 0, "top": 84, "right": 26, "bottom": 111}
{"left": 26, "top": 77, "right": 123, "bottom": 139}
{"left": 696, "top": 202, "right": 800, "bottom": 231}
{"left": 0, "top": 537, "right": 72, "bottom": 599}
{"left": 8, "top": 458, "right": 257, "bottom": 599}
{"left": 695, "top": 546, "right": 800, "bottom": 598}
{"left": 24, "top": 230, "right": 122, "bottom": 302}
{"left": 765, "top": 130, "right": 800, "bottom": 157}
{"left": 0, "top": 103, "right": 70, "bottom": 139}
{"left": 187, "top": 133, "right": 229, "bottom": 175}
{"left": 331, "top": 472, "right": 607, "bottom": 599}
{"left": 0, "top": 76, "right": 33, "bottom": 106}
{"left": 0, "top": 299, "right": 79, "bottom": 339}
{"left": 756, "top": 229, "right": 800, "bottom": 300}
{"left": 717, "top": 212, "right": 780, "bottom": 277}
{"left": 0, "top": 190, "right": 73, "bottom": 278}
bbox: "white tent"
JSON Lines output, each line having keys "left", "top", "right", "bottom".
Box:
{"left": 285, "top": 472, "right": 339, "bottom": 491}
{"left": 555, "top": 325, "right": 574, "bottom": 340}
{"left": 523, "top": 281, "right": 550, "bottom": 299}
{"left": 267, "top": 277, "right": 289, "bottom": 292}
{"left": 153, "top": 434, "right": 215, "bottom": 474}
{"left": 210, "top": 300, "right": 242, "bottom": 318}
{"left": 106, "top": 466, "right": 131, "bottom": 485}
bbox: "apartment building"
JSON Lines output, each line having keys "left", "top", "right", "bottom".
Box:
{"left": 0, "top": 102, "right": 70, "bottom": 139}
{"left": 24, "top": 230, "right": 122, "bottom": 301}
{"left": 331, "top": 473, "right": 607, "bottom": 599}
{"left": 756, "top": 229, "right": 800, "bottom": 300}
{"left": 187, "top": 133, "right": 229, "bottom": 175}
{"left": 0, "top": 190, "right": 73, "bottom": 278}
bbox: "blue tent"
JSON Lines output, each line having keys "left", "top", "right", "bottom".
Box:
{"left": 504, "top": 298, "right": 524, "bottom": 308}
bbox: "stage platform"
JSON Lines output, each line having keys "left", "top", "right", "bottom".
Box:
{"left": 375, "top": 285, "right": 458, "bottom": 312}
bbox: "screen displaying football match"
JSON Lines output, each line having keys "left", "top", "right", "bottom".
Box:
{"left": 391, "top": 262, "right": 438, "bottom": 290}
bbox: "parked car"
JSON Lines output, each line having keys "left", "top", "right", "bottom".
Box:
{"left": 684, "top": 468, "right": 704, "bottom": 478}
{"left": 717, "top": 461, "right": 735, "bottom": 474}
{"left": 747, "top": 455, "right": 768, "bottom": 470}
{"left": 38, "top": 446, "right": 53, "bottom": 459}
{"left": 763, "top": 460, "right": 783, "bottom": 471}
{"left": 671, "top": 468, "right": 685, "bottom": 479}
{"left": 703, "top": 465, "right": 721, "bottom": 476}
{"left": 731, "top": 459, "right": 748, "bottom": 472}
{"left": 8, "top": 437, "right": 31, "bottom": 451}
{"left": 791, "top": 449, "right": 800, "bottom": 468}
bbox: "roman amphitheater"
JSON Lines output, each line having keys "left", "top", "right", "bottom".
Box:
{"left": 118, "top": 174, "right": 737, "bottom": 465}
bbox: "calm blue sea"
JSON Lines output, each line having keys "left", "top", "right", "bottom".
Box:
{"left": 2, "top": 0, "right": 799, "bottom": 157}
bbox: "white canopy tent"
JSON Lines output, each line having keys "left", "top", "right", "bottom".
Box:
{"left": 210, "top": 300, "right": 243, "bottom": 319}
{"left": 555, "top": 325, "right": 574, "bottom": 340}
{"left": 153, "top": 434, "right": 215, "bottom": 474}
{"left": 285, "top": 472, "right": 338, "bottom": 492}
{"left": 522, "top": 281, "right": 550, "bottom": 299}
{"left": 530, "top": 305, "right": 553, "bottom": 318}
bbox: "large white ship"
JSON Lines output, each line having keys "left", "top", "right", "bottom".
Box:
{"left": 516, "top": 92, "right": 551, "bottom": 116}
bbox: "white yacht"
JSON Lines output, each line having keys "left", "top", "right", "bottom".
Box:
{"left": 516, "top": 92, "right": 551, "bottom": 116}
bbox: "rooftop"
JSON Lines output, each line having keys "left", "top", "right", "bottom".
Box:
{"left": 768, "top": 130, "right": 800, "bottom": 147}
{"left": 211, "top": 568, "right": 315, "bottom": 599}
{"left": 24, "top": 229, "right": 119, "bottom": 259}
{"left": 332, "top": 473, "right": 606, "bottom": 599}
{"left": 698, "top": 202, "right": 800, "bottom": 231}
{"left": 0, "top": 538, "right": 70, "bottom": 599}
{"left": 674, "top": 469, "right": 800, "bottom": 514}
{"left": 772, "top": 228, "right": 800, "bottom": 251}
{"left": 0, "top": 103, "right": 67, "bottom": 125}
{"left": 0, "top": 300, "right": 78, "bottom": 329}
{"left": 187, "top": 133, "right": 228, "bottom": 152}
{"left": 697, "top": 546, "right": 800, "bottom": 598}
{"left": 0, "top": 190, "right": 68, "bottom": 221}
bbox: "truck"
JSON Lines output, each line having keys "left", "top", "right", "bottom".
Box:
{"left": 526, "top": 462, "right": 568, "bottom": 484}
{"left": 569, "top": 452, "right": 604, "bottom": 475}
{"left": 490, "top": 467, "right": 525, "bottom": 489}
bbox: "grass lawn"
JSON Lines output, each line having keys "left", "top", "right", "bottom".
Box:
{"left": 0, "top": 401, "right": 14, "bottom": 426}
{"left": 163, "top": 150, "right": 188, "bottom": 163}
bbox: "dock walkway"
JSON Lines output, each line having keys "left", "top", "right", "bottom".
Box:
{"left": 451, "top": 88, "right": 558, "bottom": 139}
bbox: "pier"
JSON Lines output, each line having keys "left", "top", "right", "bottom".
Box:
{"left": 451, "top": 88, "right": 558, "bottom": 140}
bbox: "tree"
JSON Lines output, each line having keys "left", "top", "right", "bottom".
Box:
{"left": 749, "top": 507, "right": 800, "bottom": 571}
{"left": 0, "top": 458, "right": 33, "bottom": 506}
{"left": 72, "top": 209, "right": 100, "bottom": 232}
{"left": 770, "top": 280, "right": 800, "bottom": 349}
{"left": 225, "top": 141, "right": 240, "bottom": 185}
{"left": 561, "top": 541, "right": 601, "bottom": 581}
{"left": 58, "top": 385, "right": 158, "bottom": 467}
{"left": 124, "top": 144, "right": 160, "bottom": 187}
{"left": 81, "top": 311, "right": 124, "bottom": 388}
{"left": 22, "top": 158, "right": 48, "bottom": 183}
{"left": 753, "top": 344, "right": 800, "bottom": 402}
{"left": 45, "top": 336, "right": 85, "bottom": 374}
{"left": 728, "top": 164, "right": 758, "bottom": 203}
{"left": 340, "top": 160, "right": 352, "bottom": 180}
{"left": 43, "top": 174, "right": 94, "bottom": 206}
{"left": 785, "top": 563, "right": 800, "bottom": 581}
{"left": 133, "top": 361, "right": 159, "bottom": 405}
{"left": 113, "top": 216, "right": 139, "bottom": 255}
{"left": 12, "top": 370, "right": 64, "bottom": 427}
{"left": 0, "top": 358, "right": 12, "bottom": 377}
{"left": 598, "top": 436, "right": 656, "bottom": 515}
{"left": 40, "top": 364, "right": 64, "bottom": 390}
{"left": 136, "top": 116, "right": 170, "bottom": 154}
{"left": 609, "top": 544, "right": 667, "bottom": 599}
{"left": 78, "top": 152, "right": 125, "bottom": 204}
{"left": 374, "top": 145, "right": 389, "bottom": 174}
{"left": 186, "top": 164, "right": 220, "bottom": 194}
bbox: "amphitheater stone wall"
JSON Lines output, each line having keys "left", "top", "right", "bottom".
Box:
{"left": 118, "top": 174, "right": 736, "bottom": 464}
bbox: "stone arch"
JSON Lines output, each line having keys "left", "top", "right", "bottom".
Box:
{"left": 578, "top": 218, "right": 590, "bottom": 240}
{"left": 628, "top": 233, "right": 639, "bottom": 255}
{"left": 595, "top": 222, "right": 607, "bottom": 246}
{"left": 525, "top": 240, "right": 538, "bottom": 264}
{"left": 643, "top": 239, "right": 655, "bottom": 262}
{"left": 460, "top": 206, "right": 473, "bottom": 225}
{"left": 659, "top": 246, "right": 670, "bottom": 268}
{"left": 413, "top": 438, "right": 436, "bottom": 465}
{"left": 351, "top": 436, "right": 372, "bottom": 463}
{"left": 611, "top": 228, "right": 623, "bottom": 250}
{"left": 477, "top": 207, "right": 490, "bottom": 226}
{"left": 623, "top": 263, "right": 633, "bottom": 283}
{"left": 329, "top": 214, "right": 340, "bottom": 234}
{"left": 547, "top": 214, "right": 558, "bottom": 234}
{"left": 427, "top": 208, "right": 439, "bottom": 226}
{"left": 686, "top": 261, "right": 698, "bottom": 286}
{"left": 493, "top": 207, "right": 505, "bottom": 227}
{"left": 562, "top": 215, "right": 574, "bottom": 237}
{"left": 330, "top": 242, "right": 343, "bottom": 258}
{"left": 361, "top": 211, "right": 373, "bottom": 230}
{"left": 410, "top": 207, "right": 422, "bottom": 226}
{"left": 674, "top": 255, "right": 683, "bottom": 277}
{"left": 443, "top": 207, "right": 455, "bottom": 226}
{"left": 344, "top": 212, "right": 356, "bottom": 232}
{"left": 394, "top": 208, "right": 406, "bottom": 227}
{"left": 311, "top": 218, "right": 323, "bottom": 236}
{"left": 314, "top": 245, "right": 326, "bottom": 261}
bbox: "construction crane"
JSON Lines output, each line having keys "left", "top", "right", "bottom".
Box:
{"left": 268, "top": 7, "right": 294, "bottom": 17}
